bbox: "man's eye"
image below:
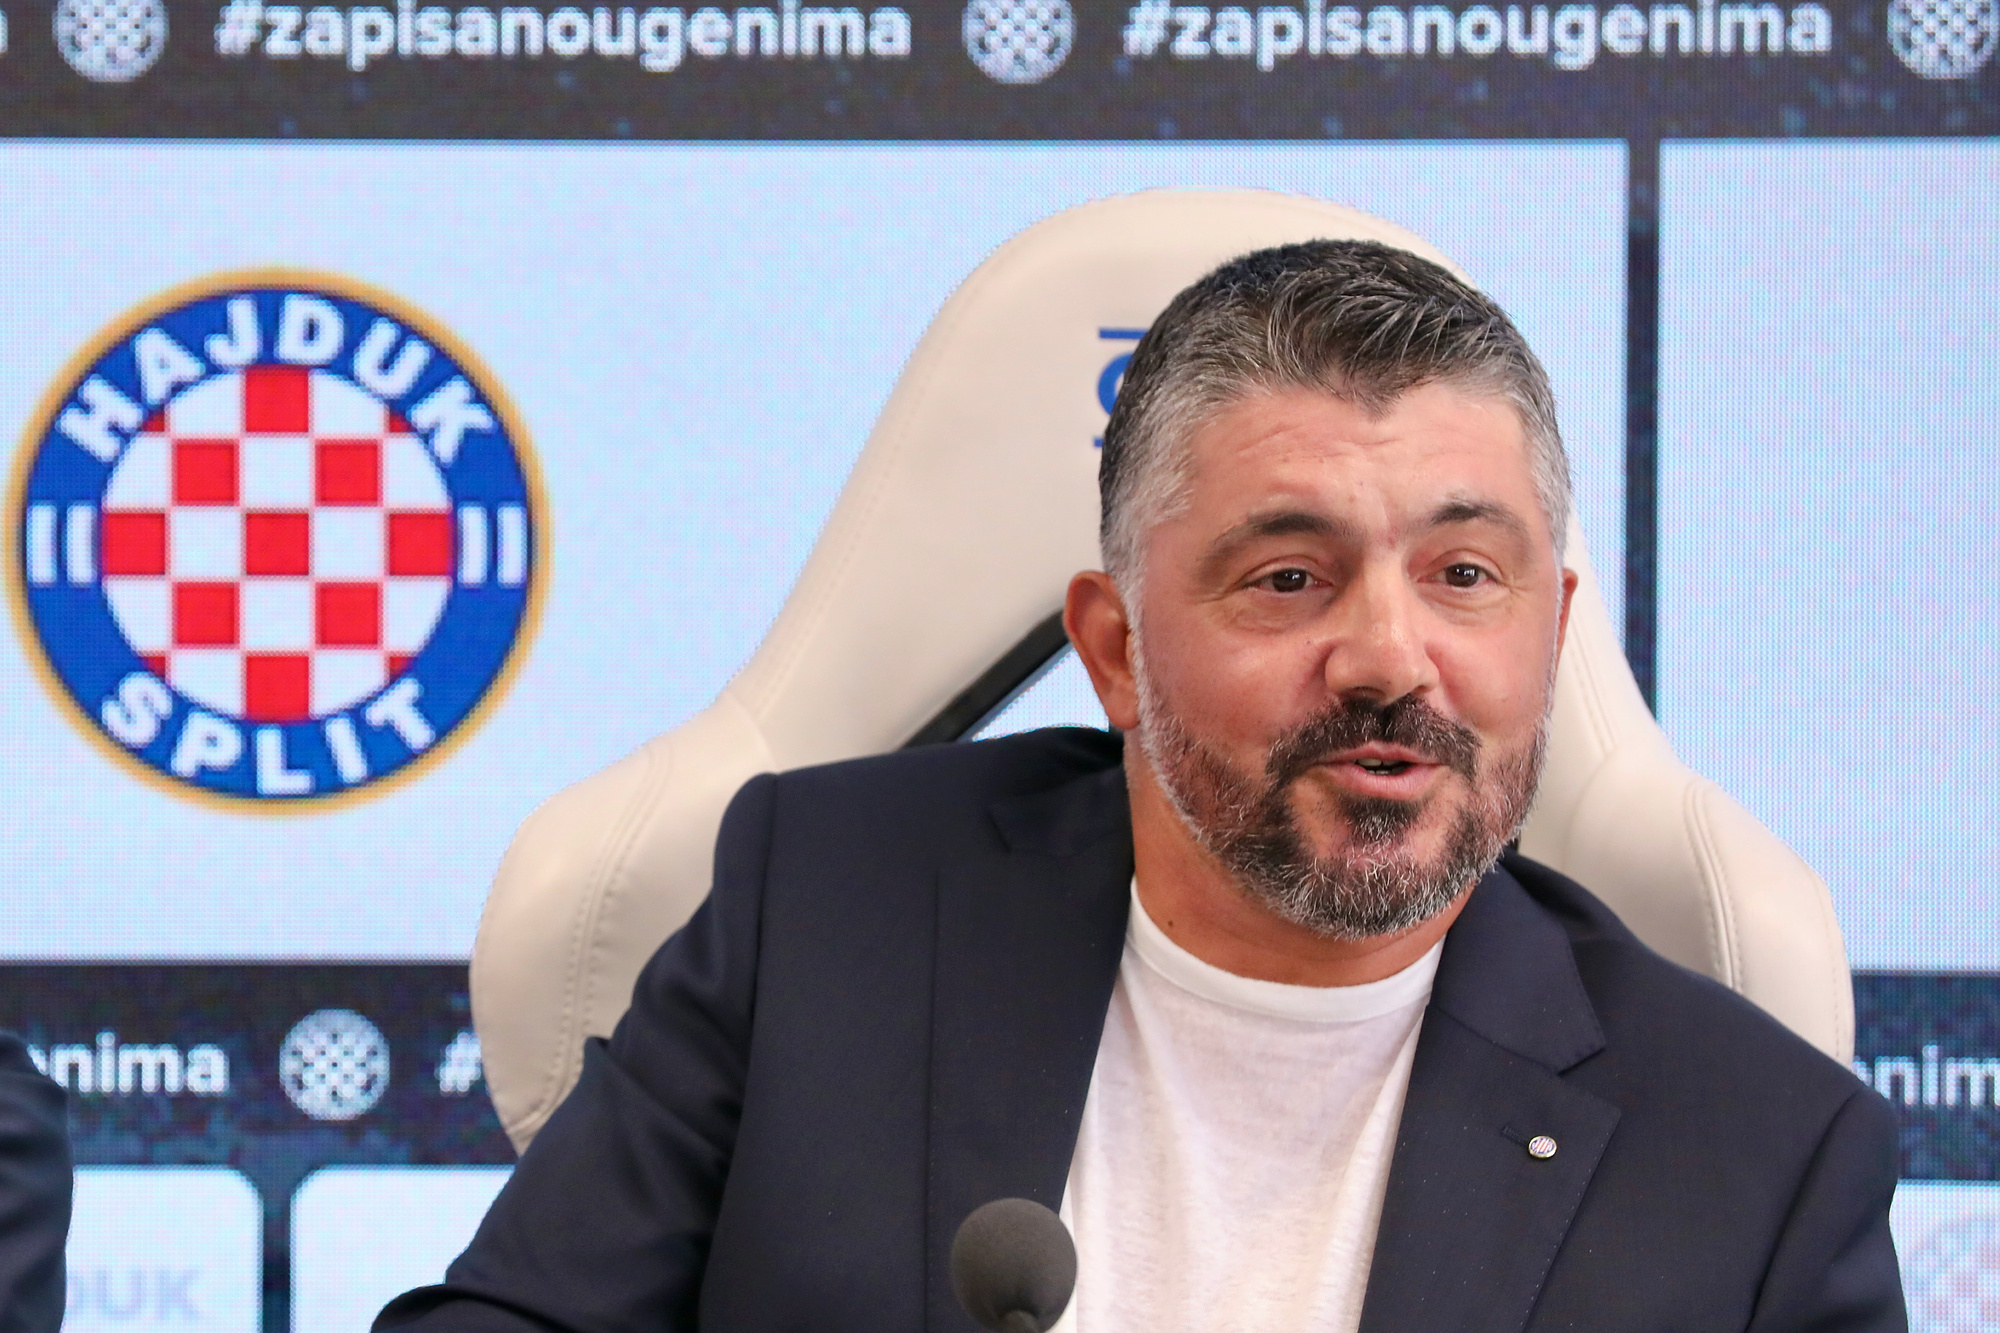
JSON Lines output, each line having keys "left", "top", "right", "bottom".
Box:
{"left": 1442, "top": 563, "right": 1488, "bottom": 588}
{"left": 1264, "top": 568, "right": 1312, "bottom": 593}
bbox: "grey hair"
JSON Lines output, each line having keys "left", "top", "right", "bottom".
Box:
{"left": 1099, "top": 241, "right": 1572, "bottom": 587}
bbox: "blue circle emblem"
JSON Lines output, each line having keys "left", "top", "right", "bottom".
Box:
{"left": 10, "top": 272, "right": 544, "bottom": 807}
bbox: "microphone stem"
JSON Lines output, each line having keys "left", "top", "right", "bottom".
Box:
{"left": 1001, "top": 1313, "right": 1043, "bottom": 1333}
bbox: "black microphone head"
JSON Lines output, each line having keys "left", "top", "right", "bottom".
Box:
{"left": 950, "top": 1198, "right": 1078, "bottom": 1333}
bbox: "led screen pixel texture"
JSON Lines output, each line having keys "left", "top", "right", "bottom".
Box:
{"left": 1658, "top": 140, "right": 2000, "bottom": 972}
{"left": 0, "top": 140, "right": 1625, "bottom": 959}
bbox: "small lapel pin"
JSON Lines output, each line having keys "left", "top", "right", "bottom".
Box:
{"left": 1527, "top": 1135, "right": 1558, "bottom": 1160}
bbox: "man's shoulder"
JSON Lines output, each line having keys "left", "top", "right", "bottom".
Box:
{"left": 777, "top": 725, "right": 1124, "bottom": 794}
{"left": 744, "top": 727, "right": 1128, "bottom": 864}
{"left": 768, "top": 727, "right": 1122, "bottom": 817}
{"left": 1501, "top": 852, "right": 1874, "bottom": 1117}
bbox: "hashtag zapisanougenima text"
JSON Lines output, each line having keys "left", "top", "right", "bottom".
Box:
{"left": 216, "top": 0, "right": 913, "bottom": 71}
{"left": 1121, "top": 0, "right": 1834, "bottom": 70}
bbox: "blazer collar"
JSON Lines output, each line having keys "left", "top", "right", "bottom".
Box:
{"left": 1358, "top": 863, "right": 1621, "bottom": 1333}
{"left": 925, "top": 760, "right": 1133, "bottom": 1333}
{"left": 1428, "top": 857, "right": 1607, "bottom": 1073}
{"left": 986, "top": 757, "right": 1131, "bottom": 858}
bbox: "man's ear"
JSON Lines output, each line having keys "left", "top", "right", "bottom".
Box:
{"left": 1064, "top": 570, "right": 1141, "bottom": 732}
{"left": 1555, "top": 566, "right": 1579, "bottom": 657}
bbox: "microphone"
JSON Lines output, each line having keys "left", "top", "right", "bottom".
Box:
{"left": 950, "top": 1198, "right": 1078, "bottom": 1333}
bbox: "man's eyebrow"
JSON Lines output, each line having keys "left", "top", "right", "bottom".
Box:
{"left": 1425, "top": 496, "right": 1533, "bottom": 542}
{"left": 1198, "top": 509, "right": 1352, "bottom": 580}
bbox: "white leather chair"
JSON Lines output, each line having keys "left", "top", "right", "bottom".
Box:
{"left": 471, "top": 191, "right": 1853, "bottom": 1152}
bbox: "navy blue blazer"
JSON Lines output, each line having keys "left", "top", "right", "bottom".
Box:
{"left": 383, "top": 728, "right": 1904, "bottom": 1332}
{"left": 0, "top": 1032, "right": 70, "bottom": 1333}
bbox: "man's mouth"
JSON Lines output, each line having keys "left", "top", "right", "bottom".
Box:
{"left": 1333, "top": 744, "right": 1435, "bottom": 773}
{"left": 1313, "top": 745, "right": 1445, "bottom": 796}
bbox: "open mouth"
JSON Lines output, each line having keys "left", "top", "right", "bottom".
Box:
{"left": 1304, "top": 743, "right": 1445, "bottom": 791}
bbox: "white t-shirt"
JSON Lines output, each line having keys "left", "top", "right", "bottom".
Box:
{"left": 1052, "top": 885, "right": 1440, "bottom": 1333}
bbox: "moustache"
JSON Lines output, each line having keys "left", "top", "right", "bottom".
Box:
{"left": 1265, "top": 695, "right": 1482, "bottom": 788}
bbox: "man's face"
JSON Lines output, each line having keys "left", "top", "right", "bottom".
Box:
{"left": 1123, "top": 382, "right": 1573, "bottom": 939}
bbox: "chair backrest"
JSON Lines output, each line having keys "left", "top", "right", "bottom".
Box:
{"left": 471, "top": 191, "right": 1852, "bottom": 1151}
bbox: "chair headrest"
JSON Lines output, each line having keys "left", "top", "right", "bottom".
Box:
{"left": 733, "top": 191, "right": 1475, "bottom": 768}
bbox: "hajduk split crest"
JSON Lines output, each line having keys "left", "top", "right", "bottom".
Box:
{"left": 10, "top": 272, "right": 543, "bottom": 808}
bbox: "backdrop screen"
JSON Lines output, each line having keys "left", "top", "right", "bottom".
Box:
{"left": 0, "top": 2, "right": 1993, "bottom": 1327}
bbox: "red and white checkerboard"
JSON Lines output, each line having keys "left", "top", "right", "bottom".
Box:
{"left": 99, "top": 365, "right": 455, "bottom": 722}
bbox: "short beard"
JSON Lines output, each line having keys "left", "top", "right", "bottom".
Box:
{"left": 1134, "top": 652, "right": 1549, "bottom": 941}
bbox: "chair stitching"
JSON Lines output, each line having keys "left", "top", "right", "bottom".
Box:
{"left": 1806, "top": 847, "right": 1855, "bottom": 1061}
{"left": 1684, "top": 780, "right": 1742, "bottom": 990}
{"left": 1572, "top": 621, "right": 1620, "bottom": 763}
{"left": 529, "top": 739, "right": 669, "bottom": 1139}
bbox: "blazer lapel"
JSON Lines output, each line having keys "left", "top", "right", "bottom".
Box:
{"left": 925, "top": 766, "right": 1134, "bottom": 1333}
{"left": 1357, "top": 864, "right": 1622, "bottom": 1333}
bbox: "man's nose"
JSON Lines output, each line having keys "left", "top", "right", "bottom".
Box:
{"left": 1322, "top": 563, "right": 1437, "bottom": 704}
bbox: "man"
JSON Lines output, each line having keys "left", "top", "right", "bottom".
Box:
{"left": 0, "top": 1032, "right": 70, "bottom": 1333}
{"left": 381, "top": 242, "right": 1904, "bottom": 1331}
